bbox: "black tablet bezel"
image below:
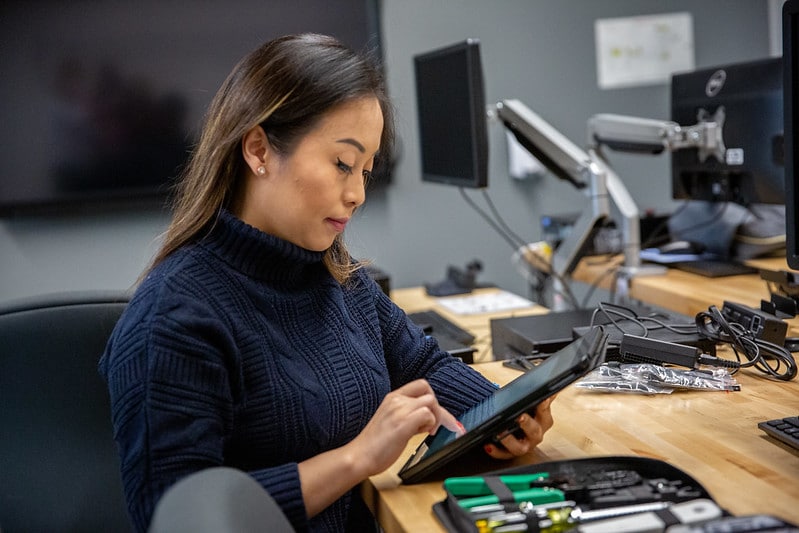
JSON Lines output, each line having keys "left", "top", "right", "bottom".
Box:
{"left": 399, "top": 327, "right": 607, "bottom": 483}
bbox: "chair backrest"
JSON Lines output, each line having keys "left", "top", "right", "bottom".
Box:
{"left": 148, "top": 467, "right": 294, "bottom": 533}
{"left": 0, "top": 291, "right": 131, "bottom": 532}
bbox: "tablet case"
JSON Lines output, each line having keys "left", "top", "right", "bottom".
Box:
{"left": 398, "top": 327, "right": 608, "bottom": 484}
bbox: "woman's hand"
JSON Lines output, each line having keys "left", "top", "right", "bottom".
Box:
{"left": 349, "top": 379, "right": 464, "bottom": 477}
{"left": 299, "top": 379, "right": 463, "bottom": 517}
{"left": 483, "top": 395, "right": 556, "bottom": 460}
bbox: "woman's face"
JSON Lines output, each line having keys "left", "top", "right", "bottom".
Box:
{"left": 239, "top": 97, "right": 384, "bottom": 251}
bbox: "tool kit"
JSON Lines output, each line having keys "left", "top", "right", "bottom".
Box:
{"left": 432, "top": 455, "right": 796, "bottom": 532}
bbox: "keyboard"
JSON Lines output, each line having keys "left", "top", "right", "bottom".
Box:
{"left": 407, "top": 309, "right": 475, "bottom": 346}
{"left": 671, "top": 260, "right": 757, "bottom": 278}
{"left": 758, "top": 416, "right": 799, "bottom": 451}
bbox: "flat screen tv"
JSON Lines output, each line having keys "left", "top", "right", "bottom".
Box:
{"left": 0, "top": 0, "right": 382, "bottom": 215}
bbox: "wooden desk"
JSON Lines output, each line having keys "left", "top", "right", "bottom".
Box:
{"left": 362, "top": 285, "right": 799, "bottom": 532}
{"left": 572, "top": 255, "right": 794, "bottom": 319}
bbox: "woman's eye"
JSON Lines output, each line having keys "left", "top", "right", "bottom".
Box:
{"left": 362, "top": 169, "right": 373, "bottom": 182}
{"left": 336, "top": 158, "right": 353, "bottom": 174}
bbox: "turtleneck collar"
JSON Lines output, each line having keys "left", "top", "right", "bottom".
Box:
{"left": 199, "top": 209, "right": 327, "bottom": 286}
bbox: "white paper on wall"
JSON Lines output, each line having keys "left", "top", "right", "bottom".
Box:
{"left": 595, "top": 12, "right": 695, "bottom": 90}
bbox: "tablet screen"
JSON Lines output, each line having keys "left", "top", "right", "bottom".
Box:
{"left": 399, "top": 327, "right": 606, "bottom": 482}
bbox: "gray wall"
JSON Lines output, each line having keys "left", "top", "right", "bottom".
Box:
{"left": 0, "top": 1, "right": 775, "bottom": 304}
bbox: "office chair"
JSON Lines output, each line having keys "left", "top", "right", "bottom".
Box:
{"left": 0, "top": 291, "right": 131, "bottom": 532}
{"left": 148, "top": 467, "right": 294, "bottom": 533}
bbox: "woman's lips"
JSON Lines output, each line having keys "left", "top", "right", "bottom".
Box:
{"left": 327, "top": 218, "right": 348, "bottom": 232}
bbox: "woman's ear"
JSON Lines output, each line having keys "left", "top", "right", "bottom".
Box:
{"left": 242, "top": 125, "right": 270, "bottom": 177}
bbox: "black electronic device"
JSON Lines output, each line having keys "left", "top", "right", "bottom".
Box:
{"left": 398, "top": 327, "right": 608, "bottom": 483}
{"left": 407, "top": 309, "right": 477, "bottom": 363}
{"left": 671, "top": 259, "right": 757, "bottom": 278}
{"left": 0, "top": 0, "right": 383, "bottom": 215}
{"left": 721, "top": 300, "right": 788, "bottom": 346}
{"left": 490, "top": 309, "right": 599, "bottom": 359}
{"left": 785, "top": 0, "right": 799, "bottom": 269}
{"left": 572, "top": 320, "right": 716, "bottom": 358}
{"left": 758, "top": 415, "right": 799, "bottom": 452}
{"left": 618, "top": 334, "right": 702, "bottom": 369}
{"left": 408, "top": 309, "right": 475, "bottom": 346}
{"left": 492, "top": 304, "right": 715, "bottom": 361}
{"left": 671, "top": 57, "right": 784, "bottom": 206}
{"left": 413, "top": 39, "right": 489, "bottom": 189}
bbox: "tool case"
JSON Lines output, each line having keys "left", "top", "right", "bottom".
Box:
{"left": 432, "top": 455, "right": 795, "bottom": 532}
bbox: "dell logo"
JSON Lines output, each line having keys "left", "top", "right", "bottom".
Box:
{"left": 705, "top": 69, "right": 727, "bottom": 97}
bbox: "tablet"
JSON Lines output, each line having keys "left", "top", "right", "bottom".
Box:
{"left": 398, "top": 326, "right": 607, "bottom": 484}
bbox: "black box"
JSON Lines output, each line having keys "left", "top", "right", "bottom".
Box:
{"left": 491, "top": 306, "right": 716, "bottom": 361}
{"left": 721, "top": 301, "right": 787, "bottom": 345}
{"left": 490, "top": 309, "right": 597, "bottom": 359}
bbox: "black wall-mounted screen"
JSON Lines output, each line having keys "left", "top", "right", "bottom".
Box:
{"left": 0, "top": 0, "right": 382, "bottom": 215}
{"left": 670, "top": 57, "right": 784, "bottom": 206}
{"left": 785, "top": 0, "right": 799, "bottom": 269}
{"left": 413, "top": 39, "right": 489, "bottom": 189}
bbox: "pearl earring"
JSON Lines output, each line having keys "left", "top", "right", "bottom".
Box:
{"left": 257, "top": 166, "right": 266, "bottom": 175}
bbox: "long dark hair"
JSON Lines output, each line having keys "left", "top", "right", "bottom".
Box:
{"left": 148, "top": 33, "right": 395, "bottom": 283}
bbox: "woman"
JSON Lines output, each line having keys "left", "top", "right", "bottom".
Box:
{"left": 99, "top": 33, "right": 554, "bottom": 532}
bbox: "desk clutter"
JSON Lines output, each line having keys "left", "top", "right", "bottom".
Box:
{"left": 490, "top": 303, "right": 714, "bottom": 363}
{"left": 381, "top": 285, "right": 799, "bottom": 528}
{"left": 432, "top": 456, "right": 798, "bottom": 532}
{"left": 491, "top": 300, "right": 797, "bottom": 382}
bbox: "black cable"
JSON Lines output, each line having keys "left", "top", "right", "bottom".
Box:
{"left": 639, "top": 317, "right": 701, "bottom": 336}
{"left": 458, "top": 187, "right": 581, "bottom": 309}
{"left": 481, "top": 189, "right": 529, "bottom": 249}
{"left": 590, "top": 302, "right": 649, "bottom": 337}
{"left": 639, "top": 201, "right": 690, "bottom": 250}
{"left": 458, "top": 187, "right": 525, "bottom": 250}
{"left": 784, "top": 337, "right": 799, "bottom": 352}
{"left": 695, "top": 305, "right": 798, "bottom": 381}
{"left": 580, "top": 261, "right": 621, "bottom": 309}
{"left": 587, "top": 302, "right": 700, "bottom": 342}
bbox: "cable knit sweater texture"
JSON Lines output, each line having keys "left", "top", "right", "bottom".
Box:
{"left": 99, "top": 210, "right": 496, "bottom": 532}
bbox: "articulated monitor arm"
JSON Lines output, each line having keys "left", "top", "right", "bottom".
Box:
{"left": 495, "top": 99, "right": 654, "bottom": 280}
{"left": 494, "top": 100, "right": 724, "bottom": 303}
{"left": 495, "top": 99, "right": 593, "bottom": 189}
{"left": 587, "top": 110, "right": 726, "bottom": 163}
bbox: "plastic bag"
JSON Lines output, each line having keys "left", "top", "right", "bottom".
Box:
{"left": 576, "top": 363, "right": 740, "bottom": 394}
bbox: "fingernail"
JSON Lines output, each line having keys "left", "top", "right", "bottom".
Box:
{"left": 456, "top": 421, "right": 466, "bottom": 435}
{"left": 484, "top": 444, "right": 493, "bottom": 454}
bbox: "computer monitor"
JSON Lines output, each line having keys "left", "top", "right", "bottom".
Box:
{"left": 785, "top": 0, "right": 799, "bottom": 269}
{"left": 413, "top": 39, "right": 488, "bottom": 188}
{"left": 670, "top": 57, "right": 784, "bottom": 206}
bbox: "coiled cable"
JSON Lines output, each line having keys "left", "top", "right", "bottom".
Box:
{"left": 695, "top": 305, "right": 797, "bottom": 381}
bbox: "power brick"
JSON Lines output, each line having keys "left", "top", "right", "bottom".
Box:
{"left": 721, "top": 301, "right": 787, "bottom": 346}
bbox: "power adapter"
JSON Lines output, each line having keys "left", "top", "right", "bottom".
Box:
{"left": 720, "top": 301, "right": 787, "bottom": 346}
{"left": 617, "top": 334, "right": 739, "bottom": 370}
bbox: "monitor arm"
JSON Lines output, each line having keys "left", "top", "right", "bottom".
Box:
{"left": 495, "top": 99, "right": 661, "bottom": 281}
{"left": 587, "top": 109, "right": 726, "bottom": 162}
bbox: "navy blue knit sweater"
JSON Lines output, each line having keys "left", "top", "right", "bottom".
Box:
{"left": 99, "top": 210, "right": 496, "bottom": 532}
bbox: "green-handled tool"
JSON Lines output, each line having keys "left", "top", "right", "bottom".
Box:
{"left": 457, "top": 487, "right": 565, "bottom": 509}
{"left": 444, "top": 473, "right": 550, "bottom": 497}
